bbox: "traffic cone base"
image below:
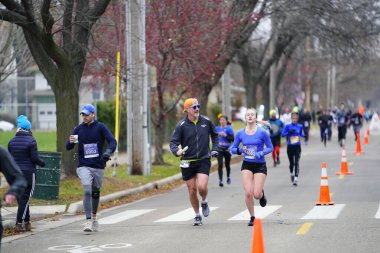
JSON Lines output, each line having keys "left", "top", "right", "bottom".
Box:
{"left": 251, "top": 218, "right": 265, "bottom": 253}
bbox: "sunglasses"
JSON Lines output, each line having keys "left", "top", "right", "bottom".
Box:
{"left": 188, "top": 105, "right": 201, "bottom": 110}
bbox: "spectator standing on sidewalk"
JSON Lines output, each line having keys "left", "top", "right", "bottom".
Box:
{"left": 0, "top": 145, "right": 26, "bottom": 243}
{"left": 170, "top": 98, "right": 219, "bottom": 226}
{"left": 66, "top": 104, "right": 117, "bottom": 232}
{"left": 8, "top": 115, "right": 45, "bottom": 232}
{"left": 230, "top": 108, "right": 273, "bottom": 226}
{"left": 268, "top": 109, "right": 284, "bottom": 167}
{"left": 215, "top": 114, "right": 234, "bottom": 187}
{"left": 282, "top": 112, "right": 305, "bottom": 186}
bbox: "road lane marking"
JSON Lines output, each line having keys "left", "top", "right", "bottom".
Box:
{"left": 99, "top": 209, "right": 155, "bottom": 224}
{"left": 155, "top": 207, "right": 218, "bottom": 222}
{"left": 296, "top": 223, "right": 313, "bottom": 235}
{"left": 348, "top": 162, "right": 353, "bottom": 166}
{"left": 228, "top": 205, "right": 282, "bottom": 220}
{"left": 375, "top": 204, "right": 380, "bottom": 219}
{"left": 338, "top": 175, "right": 345, "bottom": 179}
{"left": 301, "top": 204, "right": 345, "bottom": 219}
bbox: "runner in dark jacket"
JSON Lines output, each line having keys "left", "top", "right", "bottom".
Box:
{"left": 170, "top": 98, "right": 218, "bottom": 226}
{"left": 8, "top": 115, "right": 45, "bottom": 232}
{"left": 0, "top": 145, "right": 26, "bottom": 242}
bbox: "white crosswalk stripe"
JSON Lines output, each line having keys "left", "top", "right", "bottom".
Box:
{"left": 96, "top": 202, "right": 380, "bottom": 225}
{"left": 375, "top": 204, "right": 380, "bottom": 219}
{"left": 228, "top": 205, "right": 282, "bottom": 220}
{"left": 155, "top": 207, "right": 218, "bottom": 222}
{"left": 99, "top": 209, "right": 155, "bottom": 224}
{"left": 301, "top": 204, "right": 345, "bottom": 219}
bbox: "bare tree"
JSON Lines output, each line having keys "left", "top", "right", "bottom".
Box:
{"left": 237, "top": 0, "right": 380, "bottom": 113}
{"left": 0, "top": 1, "right": 111, "bottom": 176}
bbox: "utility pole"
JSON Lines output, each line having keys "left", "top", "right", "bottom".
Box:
{"left": 221, "top": 64, "right": 231, "bottom": 119}
{"left": 126, "top": 0, "right": 150, "bottom": 175}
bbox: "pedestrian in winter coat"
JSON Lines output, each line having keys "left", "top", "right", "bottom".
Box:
{"left": 8, "top": 115, "right": 45, "bottom": 232}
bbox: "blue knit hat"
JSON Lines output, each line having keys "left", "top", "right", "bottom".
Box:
{"left": 17, "top": 115, "right": 31, "bottom": 130}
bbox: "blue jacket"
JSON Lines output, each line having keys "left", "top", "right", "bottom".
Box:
{"left": 281, "top": 123, "right": 305, "bottom": 146}
{"left": 66, "top": 120, "right": 117, "bottom": 169}
{"left": 8, "top": 129, "right": 45, "bottom": 173}
{"left": 230, "top": 127, "right": 273, "bottom": 163}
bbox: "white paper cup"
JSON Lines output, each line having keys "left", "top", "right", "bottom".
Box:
{"left": 73, "top": 135, "right": 78, "bottom": 143}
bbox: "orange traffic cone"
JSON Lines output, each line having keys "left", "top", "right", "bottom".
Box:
{"left": 336, "top": 146, "right": 353, "bottom": 175}
{"left": 354, "top": 132, "right": 363, "bottom": 154}
{"left": 363, "top": 131, "right": 369, "bottom": 145}
{"left": 316, "top": 162, "right": 335, "bottom": 205}
{"left": 251, "top": 218, "right": 265, "bottom": 253}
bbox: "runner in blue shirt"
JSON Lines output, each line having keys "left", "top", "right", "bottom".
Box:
{"left": 230, "top": 108, "right": 273, "bottom": 226}
{"left": 215, "top": 115, "right": 234, "bottom": 187}
{"left": 268, "top": 109, "right": 284, "bottom": 167}
{"left": 282, "top": 112, "right": 305, "bottom": 186}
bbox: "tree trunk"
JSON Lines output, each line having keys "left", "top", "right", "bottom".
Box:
{"left": 54, "top": 72, "right": 79, "bottom": 177}
{"left": 153, "top": 122, "right": 165, "bottom": 165}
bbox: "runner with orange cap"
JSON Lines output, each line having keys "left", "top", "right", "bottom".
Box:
{"left": 170, "top": 98, "right": 219, "bottom": 226}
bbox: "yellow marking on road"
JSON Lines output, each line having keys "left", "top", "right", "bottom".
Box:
{"left": 330, "top": 193, "right": 334, "bottom": 198}
{"left": 348, "top": 162, "right": 353, "bottom": 166}
{"left": 296, "top": 223, "right": 313, "bottom": 235}
{"left": 339, "top": 175, "right": 345, "bottom": 180}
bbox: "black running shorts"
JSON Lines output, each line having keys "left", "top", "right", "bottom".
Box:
{"left": 180, "top": 159, "right": 211, "bottom": 181}
{"left": 241, "top": 161, "right": 267, "bottom": 175}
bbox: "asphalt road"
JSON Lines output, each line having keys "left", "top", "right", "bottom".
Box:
{"left": 3, "top": 127, "right": 380, "bottom": 253}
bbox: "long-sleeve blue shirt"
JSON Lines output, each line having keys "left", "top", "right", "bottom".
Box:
{"left": 230, "top": 127, "right": 273, "bottom": 163}
{"left": 215, "top": 125, "right": 234, "bottom": 149}
{"left": 281, "top": 123, "right": 305, "bottom": 146}
{"left": 66, "top": 120, "right": 117, "bottom": 169}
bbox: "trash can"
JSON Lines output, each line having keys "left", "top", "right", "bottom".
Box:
{"left": 34, "top": 151, "right": 62, "bottom": 200}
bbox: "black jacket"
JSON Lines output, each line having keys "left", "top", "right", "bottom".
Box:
{"left": 0, "top": 146, "right": 26, "bottom": 202}
{"left": 8, "top": 130, "right": 45, "bottom": 173}
{"left": 170, "top": 115, "right": 218, "bottom": 160}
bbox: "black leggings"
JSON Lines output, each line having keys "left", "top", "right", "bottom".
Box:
{"left": 217, "top": 149, "right": 231, "bottom": 181}
{"left": 287, "top": 145, "right": 301, "bottom": 177}
{"left": 16, "top": 171, "right": 35, "bottom": 223}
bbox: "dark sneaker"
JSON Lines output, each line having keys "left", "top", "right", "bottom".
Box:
{"left": 248, "top": 216, "right": 255, "bottom": 226}
{"left": 193, "top": 216, "right": 202, "bottom": 226}
{"left": 276, "top": 158, "right": 280, "bottom": 164}
{"left": 273, "top": 161, "right": 277, "bottom": 167}
{"left": 14, "top": 223, "right": 24, "bottom": 232}
{"left": 290, "top": 174, "right": 294, "bottom": 184}
{"left": 227, "top": 177, "right": 231, "bottom": 184}
{"left": 219, "top": 181, "right": 224, "bottom": 187}
{"left": 201, "top": 202, "right": 210, "bottom": 217}
{"left": 259, "top": 190, "right": 267, "bottom": 207}
{"left": 25, "top": 222, "right": 32, "bottom": 231}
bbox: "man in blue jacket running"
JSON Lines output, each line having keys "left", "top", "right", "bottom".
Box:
{"left": 66, "top": 104, "right": 117, "bottom": 232}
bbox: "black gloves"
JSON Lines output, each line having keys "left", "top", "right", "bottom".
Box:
{"left": 101, "top": 149, "right": 112, "bottom": 161}
{"left": 39, "top": 160, "right": 46, "bottom": 167}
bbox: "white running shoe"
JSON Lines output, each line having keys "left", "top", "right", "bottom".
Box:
{"left": 92, "top": 220, "right": 99, "bottom": 232}
{"left": 83, "top": 221, "right": 93, "bottom": 232}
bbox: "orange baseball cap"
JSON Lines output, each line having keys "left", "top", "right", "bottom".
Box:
{"left": 183, "top": 98, "right": 199, "bottom": 112}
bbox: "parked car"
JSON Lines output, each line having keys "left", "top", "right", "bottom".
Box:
{"left": 0, "top": 120, "right": 15, "bottom": 131}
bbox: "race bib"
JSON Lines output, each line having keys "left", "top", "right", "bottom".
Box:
{"left": 84, "top": 143, "right": 99, "bottom": 158}
{"left": 339, "top": 118, "right": 345, "bottom": 124}
{"left": 290, "top": 136, "right": 300, "bottom": 144}
{"left": 245, "top": 145, "right": 257, "bottom": 159}
{"left": 304, "top": 121, "right": 309, "bottom": 127}
{"left": 180, "top": 161, "right": 190, "bottom": 168}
